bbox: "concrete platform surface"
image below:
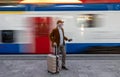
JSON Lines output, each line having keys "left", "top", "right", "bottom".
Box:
{"left": 0, "top": 60, "right": 120, "bottom": 77}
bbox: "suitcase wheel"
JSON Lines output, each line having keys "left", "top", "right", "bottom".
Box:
{"left": 48, "top": 71, "right": 50, "bottom": 73}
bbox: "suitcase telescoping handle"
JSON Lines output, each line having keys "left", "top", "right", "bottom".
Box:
{"left": 54, "top": 45, "right": 57, "bottom": 55}
{"left": 54, "top": 45, "right": 60, "bottom": 73}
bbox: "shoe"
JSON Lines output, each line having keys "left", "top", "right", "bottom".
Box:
{"left": 62, "top": 66, "right": 69, "bottom": 70}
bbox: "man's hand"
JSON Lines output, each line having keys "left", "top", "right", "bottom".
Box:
{"left": 52, "top": 42, "right": 57, "bottom": 47}
{"left": 68, "top": 39, "right": 72, "bottom": 42}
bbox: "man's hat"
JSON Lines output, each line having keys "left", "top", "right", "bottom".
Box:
{"left": 57, "top": 20, "right": 64, "bottom": 24}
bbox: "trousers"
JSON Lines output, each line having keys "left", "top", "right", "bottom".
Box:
{"left": 57, "top": 45, "right": 66, "bottom": 67}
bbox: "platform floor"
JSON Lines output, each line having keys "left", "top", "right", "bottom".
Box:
{"left": 0, "top": 60, "right": 120, "bottom": 77}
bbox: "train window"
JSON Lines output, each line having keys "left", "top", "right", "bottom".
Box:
{"left": 77, "top": 14, "right": 102, "bottom": 28}
{"left": 1, "top": 30, "right": 15, "bottom": 43}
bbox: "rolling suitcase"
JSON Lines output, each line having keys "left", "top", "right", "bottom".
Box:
{"left": 47, "top": 46, "right": 61, "bottom": 74}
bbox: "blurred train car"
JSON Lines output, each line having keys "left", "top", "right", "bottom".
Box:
{"left": 0, "top": 4, "right": 120, "bottom": 54}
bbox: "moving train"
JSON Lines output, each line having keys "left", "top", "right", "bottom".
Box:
{"left": 0, "top": 3, "right": 120, "bottom": 54}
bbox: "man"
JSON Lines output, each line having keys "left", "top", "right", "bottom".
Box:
{"left": 50, "top": 20, "right": 72, "bottom": 70}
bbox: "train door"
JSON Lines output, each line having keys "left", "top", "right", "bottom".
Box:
{"left": 33, "top": 17, "right": 52, "bottom": 54}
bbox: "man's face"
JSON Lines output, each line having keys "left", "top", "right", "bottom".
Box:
{"left": 58, "top": 22, "right": 63, "bottom": 28}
